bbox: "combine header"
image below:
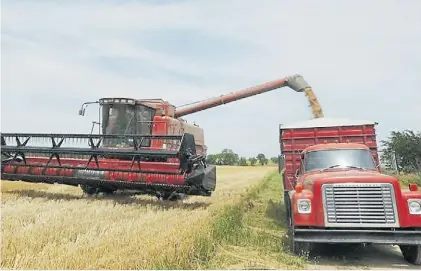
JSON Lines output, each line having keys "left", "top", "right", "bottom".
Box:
{"left": 1, "top": 74, "right": 321, "bottom": 200}
{"left": 1, "top": 133, "right": 210, "bottom": 200}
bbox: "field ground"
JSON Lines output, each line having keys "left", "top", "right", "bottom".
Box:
{"left": 1, "top": 166, "right": 275, "bottom": 269}
{"left": 1, "top": 166, "right": 420, "bottom": 269}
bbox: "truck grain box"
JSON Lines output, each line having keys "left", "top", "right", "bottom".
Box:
{"left": 278, "top": 117, "right": 421, "bottom": 265}
{"left": 279, "top": 117, "right": 380, "bottom": 192}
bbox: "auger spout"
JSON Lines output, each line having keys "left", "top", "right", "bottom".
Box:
{"left": 174, "top": 74, "right": 313, "bottom": 118}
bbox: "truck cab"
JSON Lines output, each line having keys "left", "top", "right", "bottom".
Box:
{"left": 278, "top": 118, "right": 421, "bottom": 265}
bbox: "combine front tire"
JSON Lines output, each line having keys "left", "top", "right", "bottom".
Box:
{"left": 80, "top": 185, "right": 115, "bottom": 196}
{"left": 156, "top": 191, "right": 179, "bottom": 201}
{"left": 400, "top": 245, "right": 421, "bottom": 265}
{"left": 80, "top": 184, "right": 99, "bottom": 195}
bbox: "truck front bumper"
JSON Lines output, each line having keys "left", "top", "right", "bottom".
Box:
{"left": 294, "top": 228, "right": 421, "bottom": 245}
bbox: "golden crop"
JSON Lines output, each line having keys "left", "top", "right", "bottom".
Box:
{"left": 1, "top": 166, "right": 275, "bottom": 270}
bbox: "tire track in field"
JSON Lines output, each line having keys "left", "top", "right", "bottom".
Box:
{"left": 308, "top": 243, "right": 419, "bottom": 270}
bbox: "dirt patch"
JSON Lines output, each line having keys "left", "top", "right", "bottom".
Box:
{"left": 308, "top": 243, "right": 419, "bottom": 270}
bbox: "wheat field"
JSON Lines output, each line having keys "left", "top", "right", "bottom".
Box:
{"left": 0, "top": 165, "right": 276, "bottom": 269}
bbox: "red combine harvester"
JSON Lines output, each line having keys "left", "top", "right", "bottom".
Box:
{"left": 277, "top": 118, "right": 421, "bottom": 265}
{"left": 1, "top": 74, "right": 317, "bottom": 201}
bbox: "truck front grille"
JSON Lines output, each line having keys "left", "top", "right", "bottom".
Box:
{"left": 322, "top": 183, "right": 399, "bottom": 227}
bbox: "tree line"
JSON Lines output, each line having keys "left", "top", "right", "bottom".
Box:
{"left": 205, "top": 148, "right": 278, "bottom": 166}
{"left": 204, "top": 130, "right": 421, "bottom": 173}
{"left": 381, "top": 130, "right": 421, "bottom": 173}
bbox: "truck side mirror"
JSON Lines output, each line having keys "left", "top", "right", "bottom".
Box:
{"left": 278, "top": 154, "right": 285, "bottom": 173}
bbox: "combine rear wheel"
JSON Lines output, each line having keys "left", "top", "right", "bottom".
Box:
{"left": 400, "top": 245, "right": 421, "bottom": 265}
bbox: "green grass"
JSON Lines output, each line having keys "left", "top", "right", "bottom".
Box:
{"left": 395, "top": 173, "right": 421, "bottom": 187}
{"left": 380, "top": 170, "right": 421, "bottom": 187}
{"left": 186, "top": 172, "right": 306, "bottom": 270}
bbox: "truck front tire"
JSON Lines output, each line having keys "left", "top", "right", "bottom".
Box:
{"left": 293, "top": 241, "right": 312, "bottom": 257}
{"left": 287, "top": 202, "right": 312, "bottom": 258}
{"left": 400, "top": 245, "right": 421, "bottom": 265}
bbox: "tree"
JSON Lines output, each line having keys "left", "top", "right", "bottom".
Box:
{"left": 238, "top": 157, "right": 248, "bottom": 166}
{"left": 219, "top": 148, "right": 239, "bottom": 165}
{"left": 270, "top": 157, "right": 278, "bottom": 164}
{"left": 249, "top": 157, "right": 257, "bottom": 166}
{"left": 256, "top": 153, "right": 268, "bottom": 165}
{"left": 263, "top": 158, "right": 268, "bottom": 165}
{"left": 206, "top": 154, "right": 217, "bottom": 164}
{"left": 206, "top": 149, "right": 240, "bottom": 165}
{"left": 381, "top": 130, "right": 421, "bottom": 173}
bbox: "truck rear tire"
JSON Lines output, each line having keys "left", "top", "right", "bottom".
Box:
{"left": 284, "top": 191, "right": 291, "bottom": 225}
{"left": 400, "top": 245, "right": 421, "bottom": 265}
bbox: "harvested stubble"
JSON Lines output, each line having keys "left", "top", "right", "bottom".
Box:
{"left": 1, "top": 165, "right": 275, "bottom": 270}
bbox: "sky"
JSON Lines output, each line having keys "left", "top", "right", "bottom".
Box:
{"left": 1, "top": 0, "right": 421, "bottom": 158}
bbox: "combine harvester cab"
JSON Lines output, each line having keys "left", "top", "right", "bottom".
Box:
{"left": 277, "top": 117, "right": 421, "bottom": 265}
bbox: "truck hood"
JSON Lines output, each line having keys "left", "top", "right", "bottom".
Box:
{"left": 302, "top": 170, "right": 399, "bottom": 190}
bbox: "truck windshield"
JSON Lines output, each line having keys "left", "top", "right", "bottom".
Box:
{"left": 304, "top": 149, "right": 377, "bottom": 172}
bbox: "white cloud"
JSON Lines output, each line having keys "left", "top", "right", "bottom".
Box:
{"left": 1, "top": 0, "right": 421, "bottom": 157}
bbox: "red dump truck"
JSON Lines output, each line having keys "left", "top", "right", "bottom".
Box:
{"left": 277, "top": 117, "right": 421, "bottom": 265}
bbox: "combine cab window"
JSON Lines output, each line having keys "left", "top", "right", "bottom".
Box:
{"left": 101, "top": 103, "right": 155, "bottom": 147}
{"left": 102, "top": 104, "right": 136, "bottom": 135}
{"left": 136, "top": 105, "right": 156, "bottom": 146}
{"left": 304, "top": 149, "right": 377, "bottom": 172}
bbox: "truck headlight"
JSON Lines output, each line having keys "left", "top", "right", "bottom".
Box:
{"left": 408, "top": 199, "right": 421, "bottom": 215}
{"left": 297, "top": 199, "right": 311, "bottom": 214}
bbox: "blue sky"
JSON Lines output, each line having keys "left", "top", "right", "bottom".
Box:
{"left": 1, "top": 0, "right": 421, "bottom": 158}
